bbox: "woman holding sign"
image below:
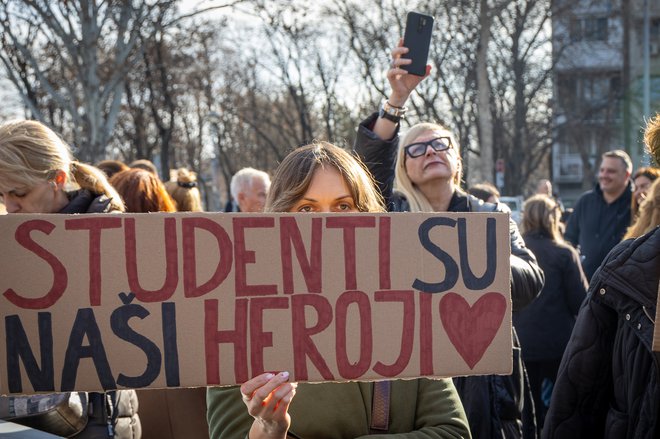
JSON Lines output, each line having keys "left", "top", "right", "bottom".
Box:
{"left": 206, "top": 142, "right": 471, "bottom": 438}
{"left": 0, "top": 120, "right": 141, "bottom": 438}
{"left": 353, "top": 41, "right": 544, "bottom": 439}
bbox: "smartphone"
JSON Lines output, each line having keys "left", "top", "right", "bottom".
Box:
{"left": 402, "top": 12, "right": 434, "bottom": 77}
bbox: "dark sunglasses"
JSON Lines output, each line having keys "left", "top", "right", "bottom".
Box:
{"left": 404, "top": 137, "right": 453, "bottom": 158}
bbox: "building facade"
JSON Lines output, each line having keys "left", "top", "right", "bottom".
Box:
{"left": 552, "top": 0, "right": 660, "bottom": 205}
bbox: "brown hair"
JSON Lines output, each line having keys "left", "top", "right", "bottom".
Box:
{"left": 631, "top": 166, "right": 660, "bottom": 215}
{"left": 624, "top": 179, "right": 660, "bottom": 239}
{"left": 469, "top": 182, "right": 500, "bottom": 203}
{"left": 0, "top": 120, "right": 124, "bottom": 212}
{"left": 266, "top": 141, "right": 385, "bottom": 213}
{"left": 110, "top": 168, "right": 177, "bottom": 213}
{"left": 521, "top": 194, "right": 563, "bottom": 242}
{"left": 129, "top": 159, "right": 159, "bottom": 177}
{"left": 96, "top": 159, "right": 129, "bottom": 179}
{"left": 165, "top": 168, "right": 203, "bottom": 212}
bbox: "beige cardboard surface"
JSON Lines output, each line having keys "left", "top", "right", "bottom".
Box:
{"left": 0, "top": 212, "right": 511, "bottom": 395}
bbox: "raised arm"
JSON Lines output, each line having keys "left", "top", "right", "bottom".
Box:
{"left": 354, "top": 40, "right": 431, "bottom": 208}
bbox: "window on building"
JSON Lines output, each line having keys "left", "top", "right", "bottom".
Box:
{"left": 569, "top": 17, "right": 608, "bottom": 42}
{"left": 651, "top": 19, "right": 660, "bottom": 41}
{"left": 556, "top": 73, "right": 621, "bottom": 121}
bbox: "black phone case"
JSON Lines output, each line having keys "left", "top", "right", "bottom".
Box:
{"left": 402, "top": 12, "right": 434, "bottom": 77}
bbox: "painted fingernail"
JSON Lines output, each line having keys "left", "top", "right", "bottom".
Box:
{"left": 265, "top": 373, "right": 275, "bottom": 379}
{"left": 280, "top": 371, "right": 289, "bottom": 379}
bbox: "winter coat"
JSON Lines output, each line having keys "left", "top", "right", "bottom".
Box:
{"left": 207, "top": 379, "right": 471, "bottom": 438}
{"left": 564, "top": 182, "right": 632, "bottom": 280}
{"left": 543, "top": 226, "right": 660, "bottom": 439}
{"left": 513, "top": 231, "right": 588, "bottom": 361}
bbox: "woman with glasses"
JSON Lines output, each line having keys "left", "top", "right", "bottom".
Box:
{"left": 354, "top": 41, "right": 544, "bottom": 439}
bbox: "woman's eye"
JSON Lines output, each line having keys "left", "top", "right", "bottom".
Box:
{"left": 298, "top": 205, "right": 313, "bottom": 212}
{"left": 337, "top": 202, "right": 356, "bottom": 211}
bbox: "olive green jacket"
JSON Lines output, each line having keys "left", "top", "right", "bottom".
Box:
{"left": 207, "top": 379, "right": 471, "bottom": 439}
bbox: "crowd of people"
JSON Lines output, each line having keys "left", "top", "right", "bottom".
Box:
{"left": 0, "top": 37, "right": 659, "bottom": 439}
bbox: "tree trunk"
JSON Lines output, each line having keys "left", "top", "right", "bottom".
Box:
{"left": 476, "top": 0, "right": 494, "bottom": 185}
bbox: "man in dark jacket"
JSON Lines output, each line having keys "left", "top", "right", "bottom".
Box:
{"left": 564, "top": 150, "right": 633, "bottom": 280}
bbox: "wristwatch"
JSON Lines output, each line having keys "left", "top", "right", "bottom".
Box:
{"left": 379, "top": 101, "right": 407, "bottom": 123}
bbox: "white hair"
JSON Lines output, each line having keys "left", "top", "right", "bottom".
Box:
{"left": 230, "top": 167, "right": 271, "bottom": 200}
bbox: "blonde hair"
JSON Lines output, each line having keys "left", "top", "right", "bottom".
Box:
{"left": 0, "top": 120, "right": 124, "bottom": 212}
{"left": 266, "top": 141, "right": 385, "bottom": 213}
{"left": 643, "top": 113, "right": 660, "bottom": 166}
{"left": 165, "top": 168, "right": 204, "bottom": 212}
{"left": 394, "top": 123, "right": 463, "bottom": 212}
{"left": 623, "top": 114, "right": 660, "bottom": 239}
{"left": 521, "top": 195, "right": 563, "bottom": 242}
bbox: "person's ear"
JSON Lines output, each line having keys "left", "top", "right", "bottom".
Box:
{"left": 53, "top": 169, "right": 67, "bottom": 189}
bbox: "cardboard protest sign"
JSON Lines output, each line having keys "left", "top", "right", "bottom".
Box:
{"left": 0, "top": 212, "right": 512, "bottom": 395}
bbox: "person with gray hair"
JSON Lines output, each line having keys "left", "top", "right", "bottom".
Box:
{"left": 564, "top": 149, "right": 633, "bottom": 280}
{"left": 229, "top": 167, "right": 271, "bottom": 213}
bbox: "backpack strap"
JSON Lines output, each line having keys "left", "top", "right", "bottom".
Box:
{"left": 369, "top": 381, "right": 391, "bottom": 433}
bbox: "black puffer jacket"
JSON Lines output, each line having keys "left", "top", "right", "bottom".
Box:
{"left": 354, "top": 113, "right": 545, "bottom": 438}
{"left": 65, "top": 190, "right": 140, "bottom": 439}
{"left": 513, "top": 232, "right": 588, "bottom": 362}
{"left": 52, "top": 190, "right": 139, "bottom": 438}
{"left": 543, "top": 226, "right": 660, "bottom": 439}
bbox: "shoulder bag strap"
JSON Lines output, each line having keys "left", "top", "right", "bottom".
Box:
{"left": 369, "top": 380, "right": 391, "bottom": 433}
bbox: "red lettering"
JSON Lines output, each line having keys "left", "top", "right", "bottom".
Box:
{"left": 326, "top": 216, "right": 376, "bottom": 290}
{"left": 372, "top": 290, "right": 415, "bottom": 377}
{"left": 419, "top": 292, "right": 434, "bottom": 375}
{"left": 249, "top": 297, "right": 289, "bottom": 375}
{"left": 291, "top": 294, "right": 334, "bottom": 380}
{"left": 65, "top": 217, "right": 121, "bottom": 306}
{"left": 4, "top": 220, "right": 67, "bottom": 309}
{"left": 335, "top": 291, "right": 372, "bottom": 379}
{"left": 378, "top": 217, "right": 391, "bottom": 290}
{"left": 204, "top": 298, "right": 249, "bottom": 384}
{"left": 125, "top": 217, "right": 178, "bottom": 302}
{"left": 182, "top": 218, "right": 233, "bottom": 298}
{"left": 233, "top": 217, "right": 277, "bottom": 296}
{"left": 280, "top": 217, "right": 322, "bottom": 294}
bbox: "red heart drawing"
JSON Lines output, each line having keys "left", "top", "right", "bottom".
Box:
{"left": 439, "top": 292, "right": 507, "bottom": 369}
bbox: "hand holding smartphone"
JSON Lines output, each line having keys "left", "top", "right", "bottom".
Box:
{"left": 401, "top": 12, "right": 434, "bottom": 77}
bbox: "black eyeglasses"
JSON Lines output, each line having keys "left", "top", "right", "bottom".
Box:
{"left": 404, "top": 137, "right": 453, "bottom": 158}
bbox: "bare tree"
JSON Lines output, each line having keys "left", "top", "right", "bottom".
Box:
{"left": 0, "top": 0, "right": 157, "bottom": 161}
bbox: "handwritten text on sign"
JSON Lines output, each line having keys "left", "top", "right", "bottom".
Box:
{"left": 0, "top": 212, "right": 511, "bottom": 395}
